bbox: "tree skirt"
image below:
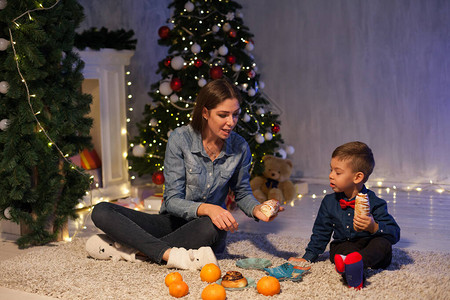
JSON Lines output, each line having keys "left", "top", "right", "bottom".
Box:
{"left": 0, "top": 232, "right": 449, "bottom": 300}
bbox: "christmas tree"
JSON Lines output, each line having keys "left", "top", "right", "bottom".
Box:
{"left": 0, "top": 0, "right": 92, "bottom": 247}
{"left": 129, "top": 0, "right": 292, "bottom": 181}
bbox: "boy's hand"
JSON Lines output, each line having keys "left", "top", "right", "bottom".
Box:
{"left": 353, "top": 214, "right": 378, "bottom": 234}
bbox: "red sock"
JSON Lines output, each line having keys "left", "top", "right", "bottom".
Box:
{"left": 334, "top": 254, "right": 345, "bottom": 274}
{"left": 344, "top": 252, "right": 364, "bottom": 290}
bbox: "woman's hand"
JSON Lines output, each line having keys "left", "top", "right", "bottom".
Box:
{"left": 198, "top": 203, "right": 239, "bottom": 233}
{"left": 253, "top": 202, "right": 285, "bottom": 222}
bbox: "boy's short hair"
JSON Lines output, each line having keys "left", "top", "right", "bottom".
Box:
{"left": 332, "top": 141, "right": 375, "bottom": 183}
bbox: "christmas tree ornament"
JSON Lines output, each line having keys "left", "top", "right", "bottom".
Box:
{"left": 152, "top": 171, "right": 165, "bottom": 185}
{"left": 248, "top": 69, "right": 256, "bottom": 78}
{"left": 236, "top": 11, "right": 244, "bottom": 19}
{"left": 132, "top": 144, "right": 146, "bottom": 157}
{"left": 194, "top": 59, "right": 203, "bottom": 68}
{"left": 170, "top": 77, "right": 182, "bottom": 92}
{"left": 232, "top": 64, "right": 241, "bottom": 72}
{"left": 222, "top": 23, "right": 231, "bottom": 32}
{"left": 184, "top": 1, "right": 195, "bottom": 12}
{"left": 255, "top": 134, "right": 265, "bottom": 144}
{"left": 158, "top": 26, "right": 171, "bottom": 39}
{"left": 229, "top": 29, "right": 237, "bottom": 38}
{"left": 259, "top": 81, "right": 265, "bottom": 89}
{"left": 285, "top": 145, "right": 295, "bottom": 155}
{"left": 210, "top": 66, "right": 223, "bottom": 79}
{"left": 245, "top": 42, "right": 254, "bottom": 51}
{"left": 163, "top": 57, "right": 172, "bottom": 67}
{"left": 169, "top": 94, "right": 179, "bottom": 103}
{"left": 242, "top": 113, "right": 251, "bottom": 122}
{"left": 247, "top": 88, "right": 256, "bottom": 97}
{"left": 256, "top": 108, "right": 265, "bottom": 115}
{"left": 276, "top": 148, "right": 287, "bottom": 159}
{"left": 149, "top": 118, "right": 158, "bottom": 127}
{"left": 0, "top": 0, "right": 6, "bottom": 10}
{"left": 212, "top": 25, "right": 220, "bottom": 33}
{"left": 272, "top": 124, "right": 281, "bottom": 133}
{"left": 0, "top": 38, "right": 10, "bottom": 51}
{"left": 159, "top": 81, "right": 173, "bottom": 96}
{"left": 3, "top": 207, "right": 11, "bottom": 220}
{"left": 265, "top": 132, "right": 273, "bottom": 141}
{"left": 0, "top": 81, "right": 9, "bottom": 94}
{"left": 171, "top": 56, "right": 185, "bottom": 70}
{"left": 226, "top": 12, "right": 235, "bottom": 21}
{"left": 191, "top": 43, "right": 201, "bottom": 54}
{"left": 198, "top": 78, "right": 207, "bottom": 87}
{"left": 218, "top": 45, "right": 228, "bottom": 56}
{"left": 226, "top": 55, "right": 236, "bottom": 64}
{"left": 0, "top": 119, "right": 10, "bottom": 131}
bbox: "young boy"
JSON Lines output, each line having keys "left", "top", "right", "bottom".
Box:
{"left": 301, "top": 141, "right": 400, "bottom": 289}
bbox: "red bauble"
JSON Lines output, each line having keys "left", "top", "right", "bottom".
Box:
{"left": 163, "top": 57, "right": 172, "bottom": 67}
{"left": 226, "top": 55, "right": 236, "bottom": 64}
{"left": 228, "top": 29, "right": 237, "bottom": 38}
{"left": 272, "top": 124, "right": 281, "bottom": 134}
{"left": 194, "top": 59, "right": 203, "bottom": 68}
{"left": 170, "top": 77, "right": 182, "bottom": 92}
{"left": 210, "top": 66, "right": 223, "bottom": 79}
{"left": 248, "top": 69, "right": 256, "bottom": 78}
{"left": 152, "top": 171, "right": 165, "bottom": 185}
{"left": 158, "top": 26, "right": 170, "bottom": 39}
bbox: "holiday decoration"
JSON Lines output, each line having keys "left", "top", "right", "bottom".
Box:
{"left": 0, "top": 81, "right": 9, "bottom": 94}
{"left": 276, "top": 148, "right": 287, "bottom": 159}
{"left": 285, "top": 145, "right": 295, "bottom": 155}
{"left": 74, "top": 27, "right": 137, "bottom": 50}
{"left": 152, "top": 171, "right": 165, "bottom": 185}
{"left": 129, "top": 0, "right": 285, "bottom": 177}
{"left": 0, "top": 118, "right": 9, "bottom": 131}
{"left": 272, "top": 124, "right": 281, "bottom": 133}
{"left": 0, "top": 38, "right": 9, "bottom": 50}
{"left": 132, "top": 144, "right": 146, "bottom": 157}
{"left": 1, "top": 0, "right": 92, "bottom": 247}
{"left": 250, "top": 155, "right": 295, "bottom": 203}
{"left": 149, "top": 118, "right": 158, "bottom": 127}
{"left": 3, "top": 207, "right": 11, "bottom": 219}
{"left": 158, "top": 26, "right": 170, "bottom": 39}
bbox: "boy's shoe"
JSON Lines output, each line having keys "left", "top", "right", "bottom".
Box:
{"left": 166, "top": 246, "right": 218, "bottom": 271}
{"left": 334, "top": 254, "right": 346, "bottom": 274}
{"left": 344, "top": 252, "right": 364, "bottom": 290}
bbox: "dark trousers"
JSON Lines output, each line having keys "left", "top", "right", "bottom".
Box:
{"left": 329, "top": 236, "right": 392, "bottom": 269}
{"left": 91, "top": 202, "right": 227, "bottom": 264}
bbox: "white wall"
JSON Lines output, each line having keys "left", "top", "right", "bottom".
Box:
{"left": 78, "top": 0, "right": 450, "bottom": 186}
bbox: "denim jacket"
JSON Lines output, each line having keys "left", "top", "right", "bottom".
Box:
{"left": 160, "top": 125, "right": 259, "bottom": 221}
{"left": 302, "top": 185, "right": 401, "bottom": 262}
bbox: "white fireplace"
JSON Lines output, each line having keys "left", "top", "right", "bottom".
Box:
{"left": 78, "top": 49, "right": 134, "bottom": 206}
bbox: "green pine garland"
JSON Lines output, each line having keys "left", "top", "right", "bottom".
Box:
{"left": 74, "top": 27, "right": 137, "bottom": 50}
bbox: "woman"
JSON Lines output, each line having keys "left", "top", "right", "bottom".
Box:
{"left": 89, "top": 79, "right": 282, "bottom": 270}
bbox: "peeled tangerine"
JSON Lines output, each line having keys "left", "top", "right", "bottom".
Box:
{"left": 257, "top": 276, "right": 281, "bottom": 296}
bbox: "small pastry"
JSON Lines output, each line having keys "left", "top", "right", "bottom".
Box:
{"left": 354, "top": 193, "right": 370, "bottom": 216}
{"left": 221, "top": 271, "right": 248, "bottom": 288}
{"left": 260, "top": 199, "right": 280, "bottom": 218}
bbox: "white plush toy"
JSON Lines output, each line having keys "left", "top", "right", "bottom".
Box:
{"left": 85, "top": 234, "right": 145, "bottom": 263}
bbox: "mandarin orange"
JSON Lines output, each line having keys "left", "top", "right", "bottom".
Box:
{"left": 165, "top": 272, "right": 183, "bottom": 287}
{"left": 256, "top": 276, "right": 280, "bottom": 296}
{"left": 200, "top": 263, "right": 221, "bottom": 283}
{"left": 201, "top": 283, "right": 226, "bottom": 300}
{"left": 169, "top": 280, "right": 189, "bottom": 298}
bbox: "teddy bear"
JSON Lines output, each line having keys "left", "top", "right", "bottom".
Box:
{"left": 250, "top": 155, "right": 296, "bottom": 203}
{"left": 85, "top": 234, "right": 146, "bottom": 262}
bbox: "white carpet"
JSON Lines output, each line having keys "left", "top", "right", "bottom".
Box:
{"left": 0, "top": 232, "right": 449, "bottom": 300}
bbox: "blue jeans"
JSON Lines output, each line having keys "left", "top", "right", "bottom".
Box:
{"left": 91, "top": 202, "right": 227, "bottom": 264}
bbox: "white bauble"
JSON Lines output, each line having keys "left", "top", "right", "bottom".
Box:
{"left": 171, "top": 56, "right": 185, "bottom": 70}
{"left": 0, "top": 119, "right": 10, "bottom": 131}
{"left": 253, "top": 65, "right": 258, "bottom": 72}
{"left": 212, "top": 25, "right": 220, "bottom": 33}
{"left": 276, "top": 148, "right": 287, "bottom": 159}
{"left": 159, "top": 81, "right": 173, "bottom": 96}
{"left": 256, "top": 108, "right": 265, "bottom": 115}
{"left": 132, "top": 144, "right": 146, "bottom": 157}
{"left": 240, "top": 83, "right": 248, "bottom": 91}
{"left": 259, "top": 81, "right": 265, "bottom": 89}
{"left": 242, "top": 113, "right": 251, "bottom": 122}
{"left": 0, "top": 38, "right": 9, "bottom": 51}
{"left": 184, "top": 1, "right": 194, "bottom": 12}
{"left": 169, "top": 94, "right": 179, "bottom": 103}
{"left": 218, "top": 45, "right": 228, "bottom": 56}
{"left": 247, "top": 88, "right": 256, "bottom": 97}
{"left": 3, "top": 207, "right": 11, "bottom": 219}
{"left": 264, "top": 132, "right": 273, "bottom": 141}
{"left": 222, "top": 23, "right": 231, "bottom": 32}
{"left": 191, "top": 43, "right": 201, "bottom": 54}
{"left": 149, "top": 118, "right": 158, "bottom": 127}
{"left": 0, "top": 0, "right": 6, "bottom": 10}
{"left": 198, "top": 78, "right": 207, "bottom": 87}
{"left": 255, "top": 134, "right": 265, "bottom": 144}
{"left": 0, "top": 81, "right": 9, "bottom": 94}
{"left": 285, "top": 145, "right": 295, "bottom": 155}
{"left": 245, "top": 42, "right": 254, "bottom": 51}
{"left": 232, "top": 64, "right": 241, "bottom": 72}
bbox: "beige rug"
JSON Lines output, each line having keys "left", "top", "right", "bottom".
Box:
{"left": 0, "top": 232, "right": 449, "bottom": 300}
